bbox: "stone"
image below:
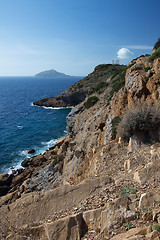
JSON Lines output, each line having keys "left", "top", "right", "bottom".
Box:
{"left": 83, "top": 207, "right": 103, "bottom": 229}
{"left": 45, "top": 213, "right": 88, "bottom": 240}
{"left": 153, "top": 209, "right": 160, "bottom": 222}
{"left": 27, "top": 149, "right": 36, "bottom": 154}
{"left": 22, "top": 154, "right": 47, "bottom": 168}
{"left": 7, "top": 224, "right": 48, "bottom": 240}
{"left": 111, "top": 227, "right": 149, "bottom": 240}
{"left": 146, "top": 230, "right": 160, "bottom": 239}
{"left": 133, "top": 160, "right": 160, "bottom": 184}
{"left": 54, "top": 136, "right": 66, "bottom": 148}
{"left": 21, "top": 158, "right": 31, "bottom": 167}
{"left": 124, "top": 159, "right": 131, "bottom": 171}
{"left": 0, "top": 174, "right": 13, "bottom": 196}
{"left": 139, "top": 192, "right": 160, "bottom": 210}
{"left": 142, "top": 211, "right": 153, "bottom": 221}
{"left": 101, "top": 196, "right": 134, "bottom": 234}
{"left": 66, "top": 106, "right": 83, "bottom": 137}
{"left": 0, "top": 185, "right": 10, "bottom": 196}
{"left": 0, "top": 173, "right": 12, "bottom": 186}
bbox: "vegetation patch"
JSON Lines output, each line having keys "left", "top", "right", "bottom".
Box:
{"left": 120, "top": 186, "right": 137, "bottom": 197}
{"left": 108, "top": 65, "right": 127, "bottom": 100}
{"left": 93, "top": 82, "right": 109, "bottom": 93}
{"left": 117, "top": 102, "right": 160, "bottom": 142}
{"left": 124, "top": 222, "right": 134, "bottom": 231}
{"left": 144, "top": 66, "right": 151, "bottom": 72}
{"left": 52, "top": 156, "right": 58, "bottom": 166}
{"left": 109, "top": 78, "right": 125, "bottom": 100}
{"left": 84, "top": 96, "right": 98, "bottom": 109}
{"left": 111, "top": 116, "right": 121, "bottom": 139}
{"left": 149, "top": 47, "right": 160, "bottom": 61}
{"left": 152, "top": 223, "right": 160, "bottom": 232}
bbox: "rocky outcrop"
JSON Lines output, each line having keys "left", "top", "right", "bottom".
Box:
{"left": 33, "top": 91, "right": 86, "bottom": 107}
{"left": 0, "top": 174, "right": 13, "bottom": 196}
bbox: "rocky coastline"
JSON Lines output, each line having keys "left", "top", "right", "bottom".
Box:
{"left": 1, "top": 44, "right": 160, "bottom": 239}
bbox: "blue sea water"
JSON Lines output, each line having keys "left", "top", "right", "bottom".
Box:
{"left": 0, "top": 76, "right": 81, "bottom": 174}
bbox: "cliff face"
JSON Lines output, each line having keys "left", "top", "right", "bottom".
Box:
{"left": 1, "top": 50, "right": 160, "bottom": 240}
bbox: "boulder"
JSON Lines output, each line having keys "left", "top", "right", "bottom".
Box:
{"left": 27, "top": 149, "right": 36, "bottom": 154}
{"left": 139, "top": 192, "right": 160, "bottom": 210}
{"left": 0, "top": 174, "right": 13, "bottom": 196}
{"left": 111, "top": 227, "right": 150, "bottom": 240}
{"left": 0, "top": 185, "right": 10, "bottom": 196}
{"left": 146, "top": 230, "right": 160, "bottom": 239}
{"left": 6, "top": 224, "right": 48, "bottom": 240}
{"left": 0, "top": 173, "right": 12, "bottom": 186}
{"left": 21, "top": 155, "right": 47, "bottom": 168}
{"left": 133, "top": 160, "right": 160, "bottom": 184}
{"left": 101, "top": 196, "right": 135, "bottom": 235}
{"left": 83, "top": 207, "right": 103, "bottom": 229}
{"left": 45, "top": 213, "right": 88, "bottom": 240}
{"left": 21, "top": 158, "right": 30, "bottom": 167}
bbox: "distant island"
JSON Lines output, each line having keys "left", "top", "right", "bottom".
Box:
{"left": 35, "top": 69, "right": 77, "bottom": 78}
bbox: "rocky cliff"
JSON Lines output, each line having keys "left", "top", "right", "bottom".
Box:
{"left": 0, "top": 44, "right": 160, "bottom": 240}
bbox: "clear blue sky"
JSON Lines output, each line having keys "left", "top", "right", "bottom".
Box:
{"left": 0, "top": 0, "right": 160, "bottom": 76}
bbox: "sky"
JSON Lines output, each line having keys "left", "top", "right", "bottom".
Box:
{"left": 0, "top": 0, "right": 160, "bottom": 76}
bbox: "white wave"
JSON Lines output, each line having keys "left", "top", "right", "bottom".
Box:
{"left": 20, "top": 150, "right": 28, "bottom": 157}
{"left": 42, "top": 106, "right": 73, "bottom": 110}
{"left": 7, "top": 162, "right": 24, "bottom": 174}
{"left": 17, "top": 125, "right": 23, "bottom": 130}
{"left": 30, "top": 102, "right": 34, "bottom": 106}
{"left": 41, "top": 139, "right": 58, "bottom": 148}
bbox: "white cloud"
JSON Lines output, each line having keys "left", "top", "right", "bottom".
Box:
{"left": 126, "top": 45, "right": 152, "bottom": 50}
{"left": 117, "top": 48, "right": 133, "bottom": 59}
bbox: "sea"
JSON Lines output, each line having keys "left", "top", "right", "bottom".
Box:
{"left": 0, "top": 76, "right": 81, "bottom": 174}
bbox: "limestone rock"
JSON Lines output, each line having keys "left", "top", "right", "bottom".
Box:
{"left": 101, "top": 196, "right": 135, "bottom": 234}
{"left": 45, "top": 213, "right": 88, "bottom": 240}
{"left": 133, "top": 160, "right": 160, "bottom": 184}
{"left": 66, "top": 106, "right": 83, "bottom": 137}
{"left": 83, "top": 207, "right": 103, "bottom": 229}
{"left": 21, "top": 154, "right": 47, "bottom": 168}
{"left": 111, "top": 227, "right": 149, "bottom": 240}
{"left": 145, "top": 230, "right": 160, "bottom": 239}
{"left": 139, "top": 192, "right": 160, "bottom": 210}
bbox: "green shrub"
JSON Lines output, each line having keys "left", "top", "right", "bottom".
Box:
{"left": 152, "top": 223, "right": 160, "bottom": 232}
{"left": 109, "top": 78, "right": 125, "bottom": 100}
{"left": 124, "top": 222, "right": 134, "bottom": 231}
{"left": 153, "top": 38, "right": 160, "bottom": 50}
{"left": 84, "top": 96, "right": 98, "bottom": 109}
{"left": 111, "top": 116, "right": 121, "bottom": 139}
{"left": 117, "top": 103, "right": 160, "bottom": 142}
{"left": 120, "top": 186, "right": 137, "bottom": 196}
{"left": 53, "top": 156, "right": 58, "bottom": 166}
{"left": 149, "top": 47, "right": 160, "bottom": 61}
{"left": 93, "top": 82, "right": 109, "bottom": 93}
{"left": 144, "top": 66, "right": 151, "bottom": 72}
{"left": 108, "top": 67, "right": 126, "bottom": 100}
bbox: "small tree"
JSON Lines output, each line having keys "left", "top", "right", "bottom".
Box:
{"left": 117, "top": 102, "right": 160, "bottom": 143}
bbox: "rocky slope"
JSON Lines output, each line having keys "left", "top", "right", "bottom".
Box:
{"left": 0, "top": 45, "right": 160, "bottom": 239}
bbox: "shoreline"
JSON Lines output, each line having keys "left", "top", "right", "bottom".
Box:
{"left": 1, "top": 104, "right": 72, "bottom": 175}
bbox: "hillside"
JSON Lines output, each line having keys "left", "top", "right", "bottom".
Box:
{"left": 33, "top": 64, "right": 127, "bottom": 107}
{"left": 0, "top": 41, "right": 160, "bottom": 239}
